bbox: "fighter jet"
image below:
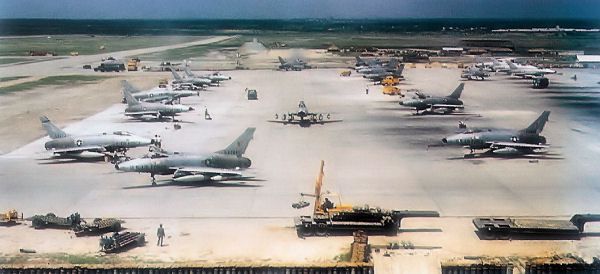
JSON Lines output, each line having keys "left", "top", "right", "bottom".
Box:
{"left": 184, "top": 68, "right": 231, "bottom": 84}
{"left": 170, "top": 68, "right": 212, "bottom": 88}
{"left": 442, "top": 111, "right": 551, "bottom": 157}
{"left": 123, "top": 89, "right": 194, "bottom": 121}
{"left": 115, "top": 128, "right": 256, "bottom": 185}
{"left": 399, "top": 83, "right": 465, "bottom": 114}
{"left": 121, "top": 80, "right": 198, "bottom": 104}
{"left": 40, "top": 116, "right": 152, "bottom": 160}
{"left": 278, "top": 56, "right": 311, "bottom": 71}
{"left": 358, "top": 58, "right": 399, "bottom": 74}
{"left": 355, "top": 56, "right": 383, "bottom": 70}
{"left": 461, "top": 67, "right": 490, "bottom": 81}
{"left": 269, "top": 101, "right": 342, "bottom": 127}
{"left": 363, "top": 64, "right": 405, "bottom": 82}
{"left": 505, "top": 61, "right": 556, "bottom": 78}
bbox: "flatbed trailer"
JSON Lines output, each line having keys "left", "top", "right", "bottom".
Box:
{"left": 473, "top": 214, "right": 600, "bottom": 240}
{"left": 73, "top": 218, "right": 122, "bottom": 236}
{"left": 100, "top": 232, "right": 145, "bottom": 253}
{"left": 30, "top": 213, "right": 81, "bottom": 229}
{"left": 295, "top": 209, "right": 439, "bottom": 237}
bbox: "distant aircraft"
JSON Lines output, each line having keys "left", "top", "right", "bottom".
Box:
{"left": 399, "top": 83, "right": 465, "bottom": 115}
{"left": 269, "top": 101, "right": 342, "bottom": 127}
{"left": 115, "top": 128, "right": 256, "bottom": 185}
{"left": 40, "top": 116, "right": 151, "bottom": 160}
{"left": 363, "top": 64, "right": 405, "bottom": 82}
{"left": 505, "top": 61, "right": 556, "bottom": 78}
{"left": 278, "top": 56, "right": 311, "bottom": 71}
{"left": 442, "top": 111, "right": 551, "bottom": 157}
{"left": 170, "top": 68, "right": 212, "bottom": 88}
{"left": 183, "top": 67, "right": 231, "bottom": 84}
{"left": 121, "top": 80, "right": 198, "bottom": 104}
{"left": 354, "top": 56, "right": 383, "bottom": 70}
{"left": 123, "top": 89, "right": 194, "bottom": 121}
{"left": 358, "top": 58, "right": 399, "bottom": 74}
{"left": 461, "top": 67, "right": 490, "bottom": 80}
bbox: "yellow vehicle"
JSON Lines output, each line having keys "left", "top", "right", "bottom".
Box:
{"left": 340, "top": 70, "right": 351, "bottom": 77}
{"left": 383, "top": 86, "right": 403, "bottom": 96}
{"left": 1, "top": 209, "right": 22, "bottom": 225}
{"left": 158, "top": 78, "right": 168, "bottom": 88}
{"left": 127, "top": 58, "right": 140, "bottom": 71}
{"left": 381, "top": 76, "right": 401, "bottom": 86}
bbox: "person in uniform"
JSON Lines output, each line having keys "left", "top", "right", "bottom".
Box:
{"left": 157, "top": 224, "right": 165, "bottom": 246}
{"left": 322, "top": 198, "right": 334, "bottom": 212}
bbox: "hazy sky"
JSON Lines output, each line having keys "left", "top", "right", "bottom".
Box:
{"left": 1, "top": 0, "right": 599, "bottom": 19}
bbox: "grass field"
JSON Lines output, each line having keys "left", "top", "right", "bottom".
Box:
{"left": 0, "top": 35, "right": 204, "bottom": 56}
{"left": 0, "top": 57, "right": 30, "bottom": 65}
{"left": 0, "top": 76, "right": 29, "bottom": 82}
{"left": 0, "top": 75, "right": 108, "bottom": 94}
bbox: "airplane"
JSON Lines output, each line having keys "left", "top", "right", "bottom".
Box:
{"left": 363, "top": 64, "right": 405, "bottom": 82}
{"left": 358, "top": 58, "right": 399, "bottom": 74}
{"left": 170, "top": 68, "right": 212, "bottom": 88}
{"left": 268, "top": 101, "right": 342, "bottom": 127}
{"left": 183, "top": 67, "right": 231, "bottom": 84}
{"left": 505, "top": 61, "right": 556, "bottom": 78}
{"left": 441, "top": 111, "right": 551, "bottom": 157}
{"left": 40, "top": 116, "right": 152, "bottom": 160}
{"left": 490, "top": 59, "right": 511, "bottom": 72}
{"left": 399, "top": 83, "right": 465, "bottom": 115}
{"left": 121, "top": 80, "right": 198, "bottom": 104}
{"left": 354, "top": 56, "right": 383, "bottom": 70}
{"left": 115, "top": 127, "right": 256, "bottom": 185}
{"left": 278, "top": 56, "right": 311, "bottom": 71}
{"left": 461, "top": 67, "right": 490, "bottom": 80}
{"left": 123, "top": 89, "right": 194, "bottom": 121}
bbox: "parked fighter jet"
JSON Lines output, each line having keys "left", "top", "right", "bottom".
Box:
{"left": 170, "top": 68, "right": 211, "bottom": 88}
{"left": 115, "top": 128, "right": 256, "bottom": 185}
{"left": 40, "top": 116, "right": 152, "bottom": 160}
{"left": 358, "top": 58, "right": 399, "bottom": 74}
{"left": 183, "top": 68, "right": 231, "bottom": 84}
{"left": 278, "top": 56, "right": 311, "bottom": 71}
{"left": 442, "top": 111, "right": 551, "bottom": 157}
{"left": 121, "top": 80, "right": 198, "bottom": 104}
{"left": 363, "top": 64, "right": 405, "bottom": 82}
{"left": 355, "top": 56, "right": 383, "bottom": 70}
{"left": 399, "top": 83, "right": 465, "bottom": 114}
{"left": 505, "top": 61, "right": 556, "bottom": 78}
{"left": 461, "top": 67, "right": 490, "bottom": 80}
{"left": 123, "top": 89, "right": 194, "bottom": 121}
{"left": 269, "top": 101, "right": 342, "bottom": 127}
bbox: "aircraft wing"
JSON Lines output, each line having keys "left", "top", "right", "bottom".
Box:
{"left": 172, "top": 167, "right": 246, "bottom": 182}
{"left": 50, "top": 146, "right": 107, "bottom": 154}
{"left": 488, "top": 142, "right": 549, "bottom": 150}
{"left": 431, "top": 104, "right": 465, "bottom": 109}
{"left": 125, "top": 111, "right": 160, "bottom": 117}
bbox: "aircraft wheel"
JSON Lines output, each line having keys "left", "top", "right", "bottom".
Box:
{"left": 315, "top": 223, "right": 328, "bottom": 236}
{"left": 299, "top": 227, "right": 314, "bottom": 237}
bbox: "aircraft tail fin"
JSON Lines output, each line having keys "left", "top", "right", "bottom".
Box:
{"left": 387, "top": 58, "right": 398, "bottom": 68}
{"left": 505, "top": 60, "right": 519, "bottom": 70}
{"left": 278, "top": 56, "right": 286, "bottom": 65}
{"left": 39, "top": 116, "right": 67, "bottom": 139}
{"left": 215, "top": 127, "right": 256, "bottom": 157}
{"left": 170, "top": 68, "right": 182, "bottom": 81}
{"left": 184, "top": 67, "right": 194, "bottom": 77}
{"left": 123, "top": 89, "right": 141, "bottom": 106}
{"left": 355, "top": 56, "right": 363, "bottom": 64}
{"left": 448, "top": 83, "right": 465, "bottom": 99}
{"left": 524, "top": 111, "right": 551, "bottom": 134}
{"left": 396, "top": 63, "right": 405, "bottom": 75}
{"left": 121, "top": 80, "right": 139, "bottom": 94}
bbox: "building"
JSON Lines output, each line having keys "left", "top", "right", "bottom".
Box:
{"left": 577, "top": 55, "right": 600, "bottom": 68}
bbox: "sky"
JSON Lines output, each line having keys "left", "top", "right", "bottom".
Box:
{"left": 1, "top": 0, "right": 599, "bottom": 20}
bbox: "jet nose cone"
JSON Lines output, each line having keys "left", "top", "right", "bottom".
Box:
{"left": 442, "top": 138, "right": 448, "bottom": 144}
{"left": 228, "top": 76, "right": 232, "bottom": 80}
{"left": 399, "top": 101, "right": 404, "bottom": 105}
{"left": 189, "top": 107, "right": 194, "bottom": 111}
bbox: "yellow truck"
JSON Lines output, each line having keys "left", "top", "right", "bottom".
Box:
{"left": 127, "top": 58, "right": 141, "bottom": 71}
{"left": 381, "top": 76, "right": 401, "bottom": 86}
{"left": 0, "top": 209, "right": 22, "bottom": 225}
{"left": 383, "top": 86, "right": 403, "bottom": 96}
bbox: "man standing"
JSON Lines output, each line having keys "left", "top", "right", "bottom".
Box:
{"left": 157, "top": 224, "right": 165, "bottom": 246}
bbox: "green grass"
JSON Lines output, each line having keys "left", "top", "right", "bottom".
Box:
{"left": 0, "top": 75, "right": 108, "bottom": 94}
{"left": 47, "top": 253, "right": 119, "bottom": 265}
{"left": 0, "top": 35, "right": 203, "bottom": 56}
{"left": 0, "top": 76, "right": 29, "bottom": 82}
{"left": 0, "top": 58, "right": 30, "bottom": 65}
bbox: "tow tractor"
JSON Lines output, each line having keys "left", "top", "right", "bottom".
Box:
{"left": 293, "top": 161, "right": 439, "bottom": 237}
{"left": 1, "top": 209, "right": 23, "bottom": 226}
